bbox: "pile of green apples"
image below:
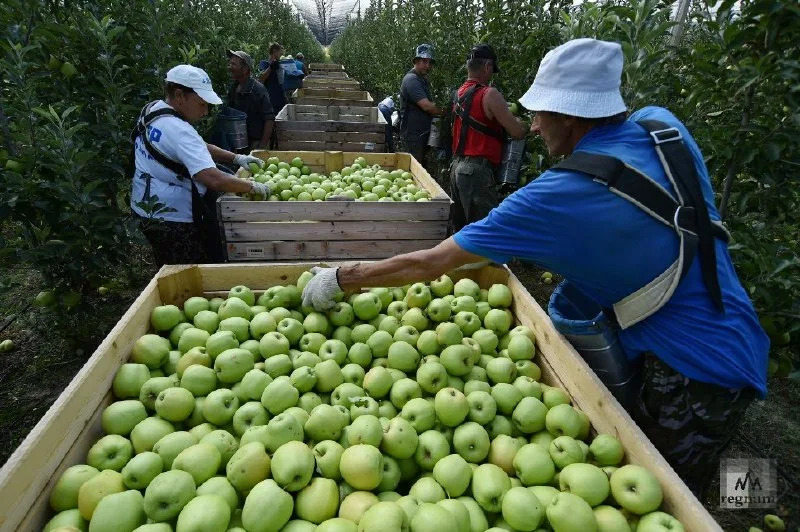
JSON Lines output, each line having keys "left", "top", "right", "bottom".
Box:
{"left": 242, "top": 156, "right": 432, "bottom": 202}
{"left": 44, "top": 273, "right": 685, "bottom": 532}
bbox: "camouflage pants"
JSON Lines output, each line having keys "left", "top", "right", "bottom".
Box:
{"left": 139, "top": 218, "right": 212, "bottom": 267}
{"left": 630, "top": 353, "right": 755, "bottom": 498}
{"left": 449, "top": 155, "right": 499, "bottom": 232}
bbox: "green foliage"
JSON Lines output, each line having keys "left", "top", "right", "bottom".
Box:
{"left": 0, "top": 0, "right": 323, "bottom": 301}
{"left": 331, "top": 0, "right": 800, "bottom": 366}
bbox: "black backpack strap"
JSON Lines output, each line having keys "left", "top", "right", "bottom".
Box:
{"left": 637, "top": 119, "right": 724, "bottom": 312}
{"left": 453, "top": 84, "right": 504, "bottom": 156}
{"left": 132, "top": 102, "right": 192, "bottom": 181}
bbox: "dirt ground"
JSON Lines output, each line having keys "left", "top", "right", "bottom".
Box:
{"left": 0, "top": 258, "right": 795, "bottom": 531}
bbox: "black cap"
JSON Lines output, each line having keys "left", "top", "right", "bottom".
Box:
{"left": 468, "top": 44, "right": 499, "bottom": 73}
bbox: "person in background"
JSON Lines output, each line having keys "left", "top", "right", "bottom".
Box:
{"left": 130, "top": 65, "right": 269, "bottom": 266}
{"left": 301, "top": 39, "right": 768, "bottom": 498}
{"left": 398, "top": 44, "right": 443, "bottom": 169}
{"left": 226, "top": 50, "right": 275, "bottom": 150}
{"left": 449, "top": 44, "right": 527, "bottom": 231}
{"left": 295, "top": 52, "right": 310, "bottom": 76}
{"left": 258, "top": 42, "right": 287, "bottom": 117}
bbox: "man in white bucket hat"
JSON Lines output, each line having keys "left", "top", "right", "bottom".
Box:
{"left": 301, "top": 39, "right": 767, "bottom": 497}
{"left": 130, "top": 64, "right": 268, "bottom": 265}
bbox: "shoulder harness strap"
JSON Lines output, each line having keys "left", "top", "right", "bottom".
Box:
{"left": 453, "top": 84, "right": 505, "bottom": 156}
{"left": 132, "top": 101, "right": 192, "bottom": 181}
{"left": 552, "top": 120, "right": 728, "bottom": 328}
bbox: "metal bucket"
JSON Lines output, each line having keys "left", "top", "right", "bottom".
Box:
{"left": 496, "top": 138, "right": 526, "bottom": 186}
{"left": 548, "top": 281, "right": 637, "bottom": 410}
{"left": 215, "top": 107, "right": 248, "bottom": 152}
{"left": 428, "top": 117, "right": 441, "bottom": 148}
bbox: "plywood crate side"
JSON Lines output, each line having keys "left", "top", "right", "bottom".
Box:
{"left": 226, "top": 239, "right": 442, "bottom": 261}
{"left": 309, "top": 63, "right": 345, "bottom": 71}
{"left": 223, "top": 219, "right": 448, "bottom": 242}
{"left": 219, "top": 199, "right": 450, "bottom": 222}
{"left": 4, "top": 263, "right": 720, "bottom": 531}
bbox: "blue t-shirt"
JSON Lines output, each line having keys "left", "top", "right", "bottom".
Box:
{"left": 454, "top": 106, "right": 769, "bottom": 397}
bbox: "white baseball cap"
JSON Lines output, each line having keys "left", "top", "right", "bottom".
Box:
{"left": 165, "top": 64, "right": 223, "bottom": 105}
{"left": 519, "top": 38, "right": 627, "bottom": 118}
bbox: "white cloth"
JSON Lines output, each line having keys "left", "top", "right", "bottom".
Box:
{"left": 518, "top": 38, "right": 627, "bottom": 118}
{"left": 130, "top": 100, "right": 215, "bottom": 223}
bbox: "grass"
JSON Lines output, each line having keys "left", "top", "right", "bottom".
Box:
{"left": 0, "top": 258, "right": 795, "bottom": 531}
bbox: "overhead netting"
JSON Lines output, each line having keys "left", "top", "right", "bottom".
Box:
{"left": 290, "top": 0, "right": 372, "bottom": 44}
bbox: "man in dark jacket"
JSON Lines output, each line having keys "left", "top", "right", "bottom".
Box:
{"left": 226, "top": 50, "right": 275, "bottom": 150}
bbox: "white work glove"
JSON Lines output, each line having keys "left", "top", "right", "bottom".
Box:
{"left": 302, "top": 266, "right": 341, "bottom": 311}
{"left": 233, "top": 154, "right": 265, "bottom": 169}
{"left": 249, "top": 181, "right": 271, "bottom": 200}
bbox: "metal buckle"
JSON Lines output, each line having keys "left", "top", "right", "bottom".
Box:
{"left": 650, "top": 127, "right": 682, "bottom": 145}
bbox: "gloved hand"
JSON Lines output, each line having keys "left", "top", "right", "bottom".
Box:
{"left": 249, "top": 181, "right": 271, "bottom": 200}
{"left": 233, "top": 154, "right": 265, "bottom": 169}
{"left": 301, "top": 267, "right": 341, "bottom": 311}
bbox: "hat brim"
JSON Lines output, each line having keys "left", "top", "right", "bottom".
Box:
{"left": 519, "top": 83, "right": 626, "bottom": 118}
{"left": 196, "top": 88, "right": 223, "bottom": 105}
{"left": 414, "top": 55, "right": 435, "bottom": 63}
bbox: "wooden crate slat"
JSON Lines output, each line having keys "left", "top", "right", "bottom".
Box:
{"left": 279, "top": 121, "right": 385, "bottom": 133}
{"left": 223, "top": 220, "right": 448, "bottom": 241}
{"left": 278, "top": 130, "right": 385, "bottom": 143}
{"left": 309, "top": 63, "right": 345, "bottom": 71}
{"left": 219, "top": 199, "right": 450, "bottom": 221}
{"left": 226, "top": 239, "right": 442, "bottom": 261}
{"left": 276, "top": 140, "right": 386, "bottom": 152}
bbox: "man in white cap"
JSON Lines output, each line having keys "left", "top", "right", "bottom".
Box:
{"left": 131, "top": 64, "right": 269, "bottom": 266}
{"left": 398, "top": 44, "right": 444, "bottom": 167}
{"left": 300, "top": 38, "right": 767, "bottom": 497}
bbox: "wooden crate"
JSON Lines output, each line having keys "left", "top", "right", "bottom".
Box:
{"left": 219, "top": 151, "right": 451, "bottom": 261}
{"left": 303, "top": 76, "right": 361, "bottom": 90}
{"left": 0, "top": 263, "right": 723, "bottom": 532}
{"left": 292, "top": 88, "right": 374, "bottom": 107}
{"left": 275, "top": 104, "right": 388, "bottom": 152}
{"left": 309, "top": 63, "right": 345, "bottom": 71}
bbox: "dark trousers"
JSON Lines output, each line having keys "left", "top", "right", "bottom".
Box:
{"left": 449, "top": 155, "right": 499, "bottom": 232}
{"left": 139, "top": 218, "right": 212, "bottom": 267}
{"left": 630, "top": 353, "right": 755, "bottom": 498}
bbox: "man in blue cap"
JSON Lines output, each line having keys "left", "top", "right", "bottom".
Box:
{"left": 301, "top": 38, "right": 768, "bottom": 497}
{"left": 398, "top": 44, "right": 444, "bottom": 167}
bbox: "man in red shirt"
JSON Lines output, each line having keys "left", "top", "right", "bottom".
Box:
{"left": 451, "top": 44, "right": 527, "bottom": 231}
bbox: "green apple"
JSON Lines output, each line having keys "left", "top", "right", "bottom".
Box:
{"left": 484, "top": 434, "right": 520, "bottom": 476}
{"left": 409, "top": 476, "right": 446, "bottom": 503}
{"left": 291, "top": 365, "right": 317, "bottom": 392}
{"left": 485, "top": 415, "right": 513, "bottom": 439}
{"left": 340, "top": 444, "right": 384, "bottom": 490}
{"left": 197, "top": 477, "right": 239, "bottom": 513}
{"left": 405, "top": 282, "right": 432, "bottom": 309}
{"left": 154, "top": 386, "right": 194, "bottom": 422}
{"left": 50, "top": 464, "right": 99, "bottom": 511}
{"left": 487, "top": 284, "right": 513, "bottom": 308}
{"left": 426, "top": 298, "right": 451, "bottom": 323}
{"left": 385, "top": 341, "right": 418, "bottom": 372}
{"left": 350, "top": 396, "right": 378, "bottom": 419}
{"left": 174, "top": 493, "right": 231, "bottom": 531}
{"left": 304, "top": 311, "right": 332, "bottom": 336}
{"left": 549, "top": 436, "right": 584, "bottom": 469}
{"left": 559, "top": 462, "right": 610, "bottom": 506}
{"left": 486, "top": 358, "right": 516, "bottom": 384}
{"left": 171, "top": 442, "right": 221, "bottom": 485}
{"left": 169, "top": 323, "right": 193, "bottom": 348}
{"left": 610, "top": 465, "right": 663, "bottom": 515}
{"left": 763, "top": 514, "right": 785, "bottom": 531}
{"left": 398, "top": 397, "right": 434, "bottom": 433}
{"left": 466, "top": 390, "right": 496, "bottom": 425}
{"left": 77, "top": 469, "right": 124, "bottom": 521}
{"left": 353, "top": 292, "right": 382, "bottom": 320}
{"left": 331, "top": 382, "right": 365, "bottom": 409}
{"left": 454, "top": 311, "right": 481, "bottom": 336}
{"left": 512, "top": 396, "right": 548, "bottom": 434}
{"left": 193, "top": 310, "right": 220, "bottom": 334}
{"left": 363, "top": 367, "right": 393, "bottom": 398}
{"left": 434, "top": 387, "right": 469, "bottom": 426}
{"left": 472, "top": 329, "right": 499, "bottom": 355}
{"left": 263, "top": 353, "right": 292, "bottom": 377}
{"left": 590, "top": 434, "right": 624, "bottom": 466}
{"left": 415, "top": 362, "right": 447, "bottom": 395}
{"left": 175, "top": 328, "right": 208, "bottom": 356}
{"left": 43, "top": 508, "right": 88, "bottom": 532}
{"left": 393, "top": 325, "right": 420, "bottom": 346}
{"left": 259, "top": 331, "right": 291, "bottom": 359}
{"left": 213, "top": 348, "right": 254, "bottom": 383}
{"left": 245, "top": 411, "right": 303, "bottom": 452}
{"left": 120, "top": 451, "right": 162, "bottom": 490}
{"left": 179, "top": 365, "right": 216, "bottom": 397}
{"left": 129, "top": 411, "right": 175, "bottom": 452}
{"left": 271, "top": 440, "right": 315, "bottom": 491}
{"left": 305, "top": 403, "right": 346, "bottom": 441}
{"left": 430, "top": 275, "right": 454, "bottom": 297}
{"left": 316, "top": 518, "right": 356, "bottom": 532}
{"left": 295, "top": 477, "right": 339, "bottom": 523}
{"left": 182, "top": 296, "right": 209, "bottom": 320}
{"left": 132, "top": 334, "right": 171, "bottom": 369}
{"left": 513, "top": 443, "right": 555, "bottom": 486}
{"left": 226, "top": 285, "right": 254, "bottom": 306}
{"left": 593, "top": 505, "right": 632, "bottom": 532}
{"left": 453, "top": 496, "right": 487, "bottom": 532}
{"left": 401, "top": 307, "right": 428, "bottom": 331}
{"left": 88, "top": 489, "right": 145, "bottom": 532}
{"left": 389, "top": 378, "right": 422, "bottom": 409}
{"left": 436, "top": 322, "right": 463, "bottom": 347}
{"left": 501, "top": 486, "right": 543, "bottom": 531}
{"left": 225, "top": 441, "right": 271, "bottom": 494}
{"left": 381, "top": 416, "right": 418, "bottom": 459}
{"left": 451, "top": 296, "right": 478, "bottom": 315}
{"left": 432, "top": 453, "right": 471, "bottom": 497}
{"left": 490, "top": 383, "right": 522, "bottom": 416}
{"left": 378, "top": 456, "right": 402, "bottom": 492}
{"left": 241, "top": 479, "right": 294, "bottom": 532}
{"left": 151, "top": 305, "right": 182, "bottom": 332}
{"left": 339, "top": 490, "right": 379, "bottom": 523}
{"left": 451, "top": 422, "right": 489, "bottom": 464}
{"left": 313, "top": 439, "right": 345, "bottom": 480}
{"left": 436, "top": 499, "right": 470, "bottom": 532}
{"left": 176, "top": 347, "right": 212, "bottom": 379}
{"left": 471, "top": 463, "right": 511, "bottom": 513}
{"left": 101, "top": 400, "right": 147, "bottom": 436}
{"left": 346, "top": 414, "right": 381, "bottom": 447}
{"left": 112, "top": 364, "right": 151, "bottom": 399}
{"left": 239, "top": 368, "right": 271, "bottom": 400}
{"left": 351, "top": 324, "right": 377, "bottom": 344}
{"left": 346, "top": 342, "right": 372, "bottom": 368}
{"left": 152, "top": 431, "right": 197, "bottom": 469}
{"left": 545, "top": 403, "right": 581, "bottom": 438}
{"left": 202, "top": 388, "right": 239, "bottom": 425}
{"left": 506, "top": 334, "right": 534, "bottom": 361}
{"left": 386, "top": 301, "right": 409, "bottom": 319}
{"left": 260, "top": 377, "right": 299, "bottom": 415}
{"left": 541, "top": 385, "right": 571, "bottom": 408}
{"left": 250, "top": 312, "right": 278, "bottom": 340}
{"left": 328, "top": 302, "right": 356, "bottom": 327}
{"left": 513, "top": 376, "right": 542, "bottom": 398}
{"left": 200, "top": 429, "right": 239, "bottom": 466}
{"left": 141, "top": 469, "right": 196, "bottom": 522}
{"left": 464, "top": 378, "right": 491, "bottom": 394}
{"left": 217, "top": 316, "right": 250, "bottom": 343}
{"left": 416, "top": 329, "right": 440, "bottom": 356}
{"left": 439, "top": 344, "right": 474, "bottom": 376}
{"left": 359, "top": 501, "right": 409, "bottom": 532}
{"left": 453, "top": 278, "right": 480, "bottom": 299}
